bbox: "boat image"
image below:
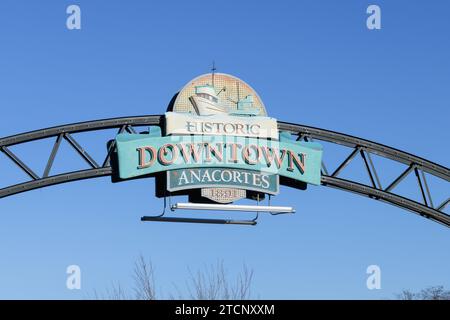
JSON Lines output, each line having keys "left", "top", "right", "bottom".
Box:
{"left": 189, "top": 84, "right": 261, "bottom": 116}
{"left": 189, "top": 85, "right": 229, "bottom": 116}
{"left": 230, "top": 95, "right": 260, "bottom": 116}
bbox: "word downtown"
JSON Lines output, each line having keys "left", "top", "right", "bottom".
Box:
{"left": 137, "top": 141, "right": 306, "bottom": 173}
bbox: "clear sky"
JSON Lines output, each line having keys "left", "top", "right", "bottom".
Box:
{"left": 0, "top": 0, "right": 449, "bottom": 299}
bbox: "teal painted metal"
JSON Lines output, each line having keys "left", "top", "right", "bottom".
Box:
{"left": 167, "top": 167, "right": 279, "bottom": 194}
{"left": 115, "top": 132, "right": 323, "bottom": 185}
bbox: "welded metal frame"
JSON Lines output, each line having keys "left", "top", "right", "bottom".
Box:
{"left": 141, "top": 216, "right": 257, "bottom": 225}
{"left": 0, "top": 115, "right": 448, "bottom": 227}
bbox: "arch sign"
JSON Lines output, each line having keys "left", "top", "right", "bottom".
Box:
{"left": 114, "top": 73, "right": 323, "bottom": 204}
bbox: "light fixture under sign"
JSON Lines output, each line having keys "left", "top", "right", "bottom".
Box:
{"left": 171, "top": 202, "right": 295, "bottom": 214}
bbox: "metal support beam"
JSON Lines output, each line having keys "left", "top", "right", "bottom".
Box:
{"left": 385, "top": 164, "right": 415, "bottom": 193}
{"left": 0, "top": 146, "right": 39, "bottom": 180}
{"left": 331, "top": 147, "right": 360, "bottom": 177}
{"left": 420, "top": 170, "right": 434, "bottom": 208}
{"left": 141, "top": 216, "right": 257, "bottom": 226}
{"left": 437, "top": 198, "right": 449, "bottom": 211}
{"left": 296, "top": 133, "right": 305, "bottom": 141}
{"left": 322, "top": 175, "right": 450, "bottom": 226}
{"left": 0, "top": 168, "right": 112, "bottom": 199}
{"left": 366, "top": 152, "right": 382, "bottom": 189}
{"left": 64, "top": 133, "right": 99, "bottom": 169}
{"left": 321, "top": 162, "right": 329, "bottom": 176}
{"left": 415, "top": 167, "right": 428, "bottom": 206}
{"left": 102, "top": 125, "right": 127, "bottom": 167}
{"left": 43, "top": 134, "right": 63, "bottom": 178}
{"left": 306, "top": 136, "right": 329, "bottom": 175}
{"left": 360, "top": 149, "right": 377, "bottom": 189}
{"left": 279, "top": 121, "right": 449, "bottom": 181}
{"left": 125, "top": 125, "right": 137, "bottom": 134}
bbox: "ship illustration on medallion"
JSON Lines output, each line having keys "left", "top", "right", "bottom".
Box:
{"left": 189, "top": 83, "right": 260, "bottom": 117}
{"left": 171, "top": 71, "right": 268, "bottom": 118}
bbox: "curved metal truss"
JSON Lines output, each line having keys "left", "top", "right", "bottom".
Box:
{"left": 0, "top": 115, "right": 448, "bottom": 227}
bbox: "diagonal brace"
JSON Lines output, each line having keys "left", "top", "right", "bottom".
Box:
{"left": 0, "top": 146, "right": 40, "bottom": 180}
{"left": 43, "top": 134, "right": 63, "bottom": 178}
{"left": 437, "top": 198, "right": 449, "bottom": 211}
{"left": 385, "top": 164, "right": 415, "bottom": 192}
{"left": 331, "top": 147, "right": 360, "bottom": 177}
{"left": 64, "top": 133, "right": 99, "bottom": 169}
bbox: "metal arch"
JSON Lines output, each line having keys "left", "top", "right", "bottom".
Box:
{"left": 0, "top": 116, "right": 449, "bottom": 227}
{"left": 279, "top": 122, "right": 449, "bottom": 181}
{"left": 0, "top": 115, "right": 163, "bottom": 146}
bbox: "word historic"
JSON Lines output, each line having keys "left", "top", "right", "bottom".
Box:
{"left": 165, "top": 112, "right": 278, "bottom": 139}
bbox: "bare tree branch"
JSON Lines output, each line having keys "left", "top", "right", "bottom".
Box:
{"left": 133, "top": 254, "right": 156, "bottom": 300}
{"left": 96, "top": 256, "right": 255, "bottom": 300}
{"left": 187, "top": 261, "right": 254, "bottom": 300}
{"left": 396, "top": 286, "right": 450, "bottom": 300}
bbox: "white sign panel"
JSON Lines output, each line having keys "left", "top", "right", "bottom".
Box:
{"left": 165, "top": 112, "right": 279, "bottom": 140}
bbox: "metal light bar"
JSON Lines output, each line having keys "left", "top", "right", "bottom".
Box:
{"left": 141, "top": 216, "right": 257, "bottom": 226}
{"left": 171, "top": 203, "right": 295, "bottom": 213}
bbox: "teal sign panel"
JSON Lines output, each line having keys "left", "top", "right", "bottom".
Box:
{"left": 115, "top": 133, "right": 323, "bottom": 185}
{"left": 167, "top": 168, "right": 279, "bottom": 194}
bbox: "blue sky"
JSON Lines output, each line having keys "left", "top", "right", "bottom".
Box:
{"left": 0, "top": 0, "right": 449, "bottom": 299}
